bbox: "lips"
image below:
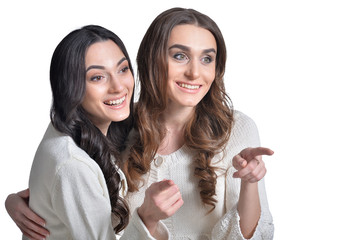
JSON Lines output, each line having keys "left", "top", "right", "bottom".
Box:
{"left": 104, "top": 95, "right": 126, "bottom": 106}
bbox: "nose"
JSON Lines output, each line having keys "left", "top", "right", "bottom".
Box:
{"left": 185, "top": 59, "right": 200, "bottom": 80}
{"left": 109, "top": 75, "right": 124, "bottom": 93}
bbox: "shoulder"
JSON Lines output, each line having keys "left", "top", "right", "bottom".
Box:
{"left": 232, "top": 110, "right": 259, "bottom": 138}
{"left": 214, "top": 110, "right": 261, "bottom": 168}
{"left": 29, "top": 125, "right": 107, "bottom": 203}
{"left": 224, "top": 110, "right": 261, "bottom": 155}
{"left": 32, "top": 124, "right": 103, "bottom": 181}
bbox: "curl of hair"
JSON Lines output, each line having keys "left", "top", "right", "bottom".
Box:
{"left": 123, "top": 8, "right": 234, "bottom": 211}
{"left": 49, "top": 25, "right": 133, "bottom": 232}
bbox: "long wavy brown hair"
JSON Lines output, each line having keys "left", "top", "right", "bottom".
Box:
{"left": 123, "top": 8, "right": 234, "bottom": 211}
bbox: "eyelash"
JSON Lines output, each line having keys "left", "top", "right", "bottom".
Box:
{"left": 119, "top": 66, "right": 129, "bottom": 73}
{"left": 173, "top": 53, "right": 188, "bottom": 61}
{"left": 90, "top": 75, "right": 104, "bottom": 82}
{"left": 202, "top": 56, "right": 213, "bottom": 64}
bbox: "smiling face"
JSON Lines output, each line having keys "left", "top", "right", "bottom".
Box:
{"left": 166, "top": 24, "right": 217, "bottom": 110}
{"left": 82, "top": 40, "right": 134, "bottom": 135}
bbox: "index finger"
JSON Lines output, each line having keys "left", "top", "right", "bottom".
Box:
{"left": 240, "top": 147, "right": 274, "bottom": 160}
{"left": 24, "top": 207, "right": 47, "bottom": 228}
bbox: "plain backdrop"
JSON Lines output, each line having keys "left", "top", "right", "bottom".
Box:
{"left": 1, "top": 0, "right": 360, "bottom": 239}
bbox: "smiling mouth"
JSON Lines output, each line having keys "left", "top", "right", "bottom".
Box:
{"left": 177, "top": 82, "right": 201, "bottom": 90}
{"left": 104, "top": 95, "right": 126, "bottom": 106}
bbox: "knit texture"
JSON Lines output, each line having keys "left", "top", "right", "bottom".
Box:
{"left": 125, "top": 110, "right": 274, "bottom": 240}
{"left": 24, "top": 124, "right": 116, "bottom": 240}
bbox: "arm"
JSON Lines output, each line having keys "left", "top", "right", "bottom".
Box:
{"left": 211, "top": 111, "right": 274, "bottom": 239}
{"left": 120, "top": 179, "right": 183, "bottom": 240}
{"left": 211, "top": 148, "right": 274, "bottom": 240}
{"left": 232, "top": 147, "right": 273, "bottom": 238}
{"left": 5, "top": 189, "right": 49, "bottom": 240}
{"left": 211, "top": 177, "right": 274, "bottom": 240}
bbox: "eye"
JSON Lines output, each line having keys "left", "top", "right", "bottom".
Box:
{"left": 119, "top": 66, "right": 129, "bottom": 73}
{"left": 90, "top": 75, "right": 104, "bottom": 82}
{"left": 173, "top": 53, "right": 189, "bottom": 61}
{"left": 201, "top": 56, "right": 213, "bottom": 64}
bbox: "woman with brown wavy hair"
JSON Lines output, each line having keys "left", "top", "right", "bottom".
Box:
{"left": 123, "top": 7, "right": 274, "bottom": 239}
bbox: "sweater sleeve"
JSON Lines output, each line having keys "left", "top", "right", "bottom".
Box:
{"left": 51, "top": 158, "right": 116, "bottom": 240}
{"left": 119, "top": 209, "right": 169, "bottom": 240}
{"left": 119, "top": 208, "right": 169, "bottom": 240}
{"left": 211, "top": 111, "right": 274, "bottom": 239}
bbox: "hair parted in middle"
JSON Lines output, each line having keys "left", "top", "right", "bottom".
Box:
{"left": 123, "top": 8, "right": 234, "bottom": 211}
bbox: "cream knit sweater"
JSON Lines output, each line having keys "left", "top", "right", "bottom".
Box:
{"left": 123, "top": 111, "right": 274, "bottom": 240}
{"left": 24, "top": 124, "right": 150, "bottom": 240}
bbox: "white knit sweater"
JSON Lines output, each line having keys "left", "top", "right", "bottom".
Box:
{"left": 122, "top": 111, "right": 274, "bottom": 240}
{"left": 24, "top": 124, "right": 149, "bottom": 240}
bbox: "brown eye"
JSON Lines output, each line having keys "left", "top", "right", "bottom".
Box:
{"left": 90, "top": 76, "right": 104, "bottom": 82}
{"left": 119, "top": 66, "right": 129, "bottom": 73}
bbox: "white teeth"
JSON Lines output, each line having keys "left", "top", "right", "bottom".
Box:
{"left": 106, "top": 96, "right": 126, "bottom": 106}
{"left": 179, "top": 83, "right": 200, "bottom": 89}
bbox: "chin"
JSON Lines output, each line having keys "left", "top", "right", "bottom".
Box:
{"left": 182, "top": 100, "right": 202, "bottom": 107}
{"left": 112, "top": 113, "right": 130, "bottom": 122}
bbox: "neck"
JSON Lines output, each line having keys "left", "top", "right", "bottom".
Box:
{"left": 157, "top": 105, "right": 195, "bottom": 155}
{"left": 161, "top": 105, "right": 195, "bottom": 130}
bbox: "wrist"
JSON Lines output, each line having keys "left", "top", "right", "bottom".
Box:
{"left": 238, "top": 181, "right": 259, "bottom": 208}
{"left": 137, "top": 207, "right": 158, "bottom": 234}
{"left": 241, "top": 180, "right": 258, "bottom": 189}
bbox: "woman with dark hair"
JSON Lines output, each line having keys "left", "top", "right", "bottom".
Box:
{"left": 6, "top": 24, "right": 141, "bottom": 240}
{"left": 6, "top": 23, "right": 179, "bottom": 239}
{"left": 122, "top": 7, "right": 274, "bottom": 239}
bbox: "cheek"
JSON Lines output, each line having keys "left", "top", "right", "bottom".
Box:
{"left": 123, "top": 74, "right": 135, "bottom": 92}
{"left": 205, "top": 72, "right": 216, "bottom": 85}
{"left": 128, "top": 76, "right": 135, "bottom": 91}
{"left": 167, "top": 62, "right": 181, "bottom": 78}
{"left": 81, "top": 95, "right": 95, "bottom": 113}
{"left": 203, "top": 65, "right": 216, "bottom": 83}
{"left": 82, "top": 87, "right": 102, "bottom": 109}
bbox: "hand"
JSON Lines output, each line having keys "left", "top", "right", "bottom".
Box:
{"left": 138, "top": 180, "right": 183, "bottom": 234}
{"left": 232, "top": 147, "right": 274, "bottom": 183}
{"left": 5, "top": 189, "right": 49, "bottom": 240}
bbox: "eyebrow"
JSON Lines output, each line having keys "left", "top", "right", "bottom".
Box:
{"left": 86, "top": 57, "right": 127, "bottom": 72}
{"left": 168, "top": 44, "right": 216, "bottom": 54}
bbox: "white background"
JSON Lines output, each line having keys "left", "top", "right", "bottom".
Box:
{"left": 1, "top": 0, "right": 360, "bottom": 239}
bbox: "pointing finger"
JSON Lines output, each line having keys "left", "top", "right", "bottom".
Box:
{"left": 240, "top": 147, "right": 274, "bottom": 161}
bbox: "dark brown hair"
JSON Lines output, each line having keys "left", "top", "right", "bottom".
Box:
{"left": 50, "top": 25, "right": 133, "bottom": 232}
{"left": 123, "top": 8, "right": 234, "bottom": 211}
